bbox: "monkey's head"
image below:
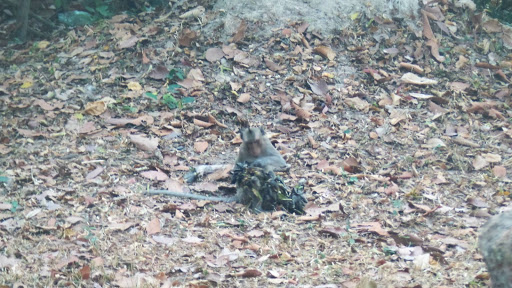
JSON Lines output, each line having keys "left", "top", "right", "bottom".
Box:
{"left": 240, "top": 127, "right": 265, "bottom": 157}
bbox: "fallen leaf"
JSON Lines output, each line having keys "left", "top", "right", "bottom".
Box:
{"left": 129, "top": 134, "right": 159, "bottom": 152}
{"left": 237, "top": 93, "right": 251, "bottom": 103}
{"left": 231, "top": 20, "right": 247, "bottom": 43}
{"left": 84, "top": 100, "right": 107, "bottom": 116}
{"left": 194, "top": 141, "right": 208, "bottom": 153}
{"left": 179, "top": 28, "right": 197, "bottom": 47}
{"left": 179, "top": 6, "right": 205, "bottom": 18}
{"left": 401, "top": 73, "right": 438, "bottom": 85}
{"left": 205, "top": 47, "right": 225, "bottom": 62}
{"left": 80, "top": 265, "right": 91, "bottom": 280}
{"left": 140, "top": 170, "right": 168, "bottom": 181}
{"left": 308, "top": 79, "right": 329, "bottom": 95}
{"left": 492, "top": 166, "right": 507, "bottom": 178}
{"left": 422, "top": 138, "right": 446, "bottom": 149}
{"left": 182, "top": 236, "right": 203, "bottom": 244}
{"left": 234, "top": 269, "right": 262, "bottom": 278}
{"left": 146, "top": 218, "right": 161, "bottom": 235}
{"left": 118, "top": 36, "right": 139, "bottom": 49}
{"left": 314, "top": 46, "right": 336, "bottom": 60}
{"left": 149, "top": 65, "right": 169, "bottom": 80}
{"left": 86, "top": 166, "right": 104, "bottom": 180}
{"left": 473, "top": 155, "right": 489, "bottom": 170}
{"left": 127, "top": 81, "right": 142, "bottom": 91}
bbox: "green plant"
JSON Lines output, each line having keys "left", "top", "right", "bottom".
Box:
{"left": 474, "top": 0, "right": 512, "bottom": 24}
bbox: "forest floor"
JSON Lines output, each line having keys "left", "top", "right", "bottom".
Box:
{"left": 1, "top": 1, "right": 511, "bottom": 287}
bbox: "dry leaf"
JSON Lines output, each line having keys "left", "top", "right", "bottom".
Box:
{"left": 399, "top": 62, "right": 424, "bottom": 74}
{"left": 179, "top": 6, "right": 205, "bottom": 18}
{"left": 401, "top": 73, "right": 438, "bottom": 85}
{"left": 231, "top": 20, "right": 247, "bottom": 43}
{"left": 140, "top": 170, "right": 168, "bottom": 181}
{"left": 146, "top": 218, "right": 161, "bottom": 235}
{"left": 129, "top": 134, "right": 159, "bottom": 152}
{"left": 492, "top": 166, "right": 507, "bottom": 178}
{"left": 149, "top": 65, "right": 169, "bottom": 80}
{"left": 127, "top": 81, "right": 142, "bottom": 91}
{"left": 237, "top": 93, "right": 251, "bottom": 103}
{"left": 194, "top": 141, "right": 209, "bottom": 153}
{"left": 205, "top": 48, "right": 225, "bottom": 62}
{"left": 84, "top": 100, "right": 107, "bottom": 115}
{"left": 179, "top": 28, "right": 197, "bottom": 47}
{"left": 313, "top": 46, "right": 336, "bottom": 60}
{"left": 473, "top": 155, "right": 489, "bottom": 170}
{"left": 118, "top": 36, "right": 139, "bottom": 49}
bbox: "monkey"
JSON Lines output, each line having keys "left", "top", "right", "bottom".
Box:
{"left": 146, "top": 126, "right": 302, "bottom": 213}
{"left": 236, "top": 127, "right": 289, "bottom": 172}
{"left": 146, "top": 162, "right": 306, "bottom": 214}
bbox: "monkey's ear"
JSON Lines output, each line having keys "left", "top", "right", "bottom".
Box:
{"left": 259, "top": 127, "right": 266, "bottom": 135}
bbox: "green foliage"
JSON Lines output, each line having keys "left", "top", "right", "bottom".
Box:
{"left": 162, "top": 93, "right": 180, "bottom": 109}
{"left": 474, "top": 0, "right": 512, "bottom": 24}
{"left": 167, "top": 68, "right": 185, "bottom": 81}
{"left": 10, "top": 201, "right": 18, "bottom": 213}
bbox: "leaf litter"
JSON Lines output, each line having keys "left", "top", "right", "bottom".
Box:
{"left": 0, "top": 1, "right": 511, "bottom": 287}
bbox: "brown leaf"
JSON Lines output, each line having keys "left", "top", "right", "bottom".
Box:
{"left": 427, "top": 40, "right": 446, "bottom": 63}
{"left": 468, "top": 197, "right": 488, "bottom": 208}
{"left": 86, "top": 166, "right": 104, "bottom": 180}
{"left": 353, "top": 222, "right": 389, "bottom": 236}
{"left": 234, "top": 269, "right": 262, "bottom": 278}
{"left": 194, "top": 141, "right": 209, "bottom": 153}
{"left": 449, "top": 82, "right": 470, "bottom": 92}
{"left": 308, "top": 79, "right": 329, "bottom": 95}
{"left": 422, "top": 10, "right": 435, "bottom": 40}
{"left": 313, "top": 46, "right": 336, "bottom": 61}
{"left": 246, "top": 230, "right": 265, "bottom": 238}
{"left": 264, "top": 58, "right": 283, "bottom": 72}
{"left": 319, "top": 226, "right": 345, "bottom": 238}
{"left": 237, "top": 93, "right": 251, "bottom": 103}
{"left": 129, "top": 134, "right": 159, "bottom": 152}
{"left": 84, "top": 100, "right": 107, "bottom": 116}
{"left": 194, "top": 118, "right": 214, "bottom": 128}
{"left": 33, "top": 99, "right": 63, "bottom": 111}
{"left": 230, "top": 20, "right": 247, "bottom": 43}
{"left": 399, "top": 62, "right": 424, "bottom": 74}
{"left": 179, "top": 6, "right": 205, "bottom": 18}
{"left": 205, "top": 47, "right": 225, "bottom": 62}
{"left": 178, "top": 28, "right": 197, "bottom": 47}
{"left": 473, "top": 155, "right": 489, "bottom": 170}
{"left": 401, "top": 72, "right": 438, "bottom": 85}
{"left": 149, "top": 65, "right": 169, "bottom": 80}
{"left": 80, "top": 265, "right": 91, "bottom": 280}
{"left": 341, "top": 157, "right": 360, "bottom": 173}
{"left": 482, "top": 18, "right": 502, "bottom": 33}
{"left": 146, "top": 218, "right": 161, "bottom": 235}
{"left": 389, "top": 231, "right": 423, "bottom": 246}
{"left": 141, "top": 170, "right": 168, "bottom": 181}
{"left": 483, "top": 153, "right": 502, "bottom": 163}
{"left": 55, "top": 256, "right": 80, "bottom": 270}
{"left": 492, "top": 166, "right": 507, "bottom": 178}
{"left": 503, "top": 26, "right": 512, "bottom": 49}
{"left": 118, "top": 36, "right": 139, "bottom": 49}
{"left": 475, "top": 62, "right": 500, "bottom": 69}
{"left": 182, "top": 236, "right": 203, "bottom": 244}
{"left": 187, "top": 68, "right": 205, "bottom": 82}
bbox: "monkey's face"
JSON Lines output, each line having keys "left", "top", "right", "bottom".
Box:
{"left": 246, "top": 140, "right": 262, "bottom": 157}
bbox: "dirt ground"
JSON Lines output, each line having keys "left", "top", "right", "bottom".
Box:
{"left": 1, "top": 1, "right": 511, "bottom": 287}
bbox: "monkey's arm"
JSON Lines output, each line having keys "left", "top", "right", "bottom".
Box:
{"left": 251, "top": 155, "right": 290, "bottom": 171}
{"left": 146, "top": 189, "right": 235, "bottom": 202}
